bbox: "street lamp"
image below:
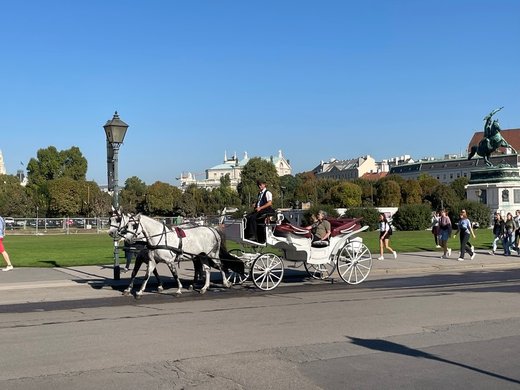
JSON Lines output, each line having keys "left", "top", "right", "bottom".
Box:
{"left": 104, "top": 111, "right": 129, "bottom": 280}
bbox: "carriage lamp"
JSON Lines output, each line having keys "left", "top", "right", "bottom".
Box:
{"left": 104, "top": 111, "right": 129, "bottom": 280}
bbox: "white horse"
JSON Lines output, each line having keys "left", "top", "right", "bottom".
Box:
{"left": 108, "top": 209, "right": 168, "bottom": 296}
{"left": 121, "top": 213, "right": 231, "bottom": 296}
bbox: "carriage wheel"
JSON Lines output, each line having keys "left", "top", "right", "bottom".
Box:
{"left": 224, "top": 248, "right": 250, "bottom": 285}
{"left": 251, "top": 253, "right": 284, "bottom": 291}
{"left": 336, "top": 242, "right": 372, "bottom": 284}
{"left": 304, "top": 259, "right": 336, "bottom": 280}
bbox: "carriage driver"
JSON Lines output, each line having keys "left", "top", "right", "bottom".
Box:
{"left": 245, "top": 179, "right": 275, "bottom": 242}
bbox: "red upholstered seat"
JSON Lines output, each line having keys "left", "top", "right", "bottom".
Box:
{"left": 328, "top": 218, "right": 362, "bottom": 237}
{"left": 273, "top": 221, "right": 312, "bottom": 239}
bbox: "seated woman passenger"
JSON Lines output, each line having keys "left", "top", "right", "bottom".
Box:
{"left": 305, "top": 210, "right": 331, "bottom": 245}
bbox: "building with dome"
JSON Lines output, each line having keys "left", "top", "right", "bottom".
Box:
{"left": 179, "top": 150, "right": 291, "bottom": 191}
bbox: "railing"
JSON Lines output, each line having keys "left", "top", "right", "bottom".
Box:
{"left": 4, "top": 217, "right": 109, "bottom": 235}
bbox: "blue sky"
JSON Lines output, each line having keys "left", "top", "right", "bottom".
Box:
{"left": 1, "top": 0, "right": 519, "bottom": 185}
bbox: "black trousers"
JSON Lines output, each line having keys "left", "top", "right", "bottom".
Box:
{"left": 245, "top": 208, "right": 274, "bottom": 242}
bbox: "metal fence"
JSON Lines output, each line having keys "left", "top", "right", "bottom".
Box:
{"left": 4, "top": 215, "right": 224, "bottom": 235}
{"left": 4, "top": 217, "right": 109, "bottom": 234}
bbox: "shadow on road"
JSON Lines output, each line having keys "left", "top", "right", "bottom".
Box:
{"left": 346, "top": 336, "right": 520, "bottom": 385}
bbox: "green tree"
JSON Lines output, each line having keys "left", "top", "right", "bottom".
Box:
{"left": 393, "top": 204, "right": 432, "bottom": 231}
{"left": 120, "top": 176, "right": 147, "bottom": 213}
{"left": 47, "top": 177, "right": 83, "bottom": 216}
{"left": 450, "top": 177, "right": 469, "bottom": 201}
{"left": 342, "top": 207, "right": 381, "bottom": 230}
{"left": 429, "top": 184, "right": 458, "bottom": 212}
{"left": 401, "top": 179, "right": 423, "bottom": 205}
{"left": 376, "top": 180, "right": 401, "bottom": 207}
{"left": 0, "top": 175, "right": 32, "bottom": 217}
{"left": 27, "top": 146, "right": 87, "bottom": 189}
{"left": 352, "top": 179, "right": 376, "bottom": 206}
{"left": 179, "top": 184, "right": 209, "bottom": 217}
{"left": 328, "top": 182, "right": 362, "bottom": 208}
{"left": 145, "top": 181, "right": 181, "bottom": 216}
{"left": 238, "top": 157, "right": 280, "bottom": 207}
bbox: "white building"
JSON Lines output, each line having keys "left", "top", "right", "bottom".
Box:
{"left": 179, "top": 150, "right": 292, "bottom": 191}
{"left": 0, "top": 150, "right": 6, "bottom": 175}
{"left": 312, "top": 155, "right": 387, "bottom": 180}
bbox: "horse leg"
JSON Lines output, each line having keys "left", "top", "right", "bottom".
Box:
{"left": 123, "top": 256, "right": 142, "bottom": 296}
{"left": 166, "top": 261, "right": 183, "bottom": 295}
{"left": 220, "top": 266, "right": 232, "bottom": 288}
{"left": 136, "top": 260, "right": 155, "bottom": 299}
{"left": 153, "top": 267, "right": 164, "bottom": 292}
{"left": 200, "top": 263, "right": 211, "bottom": 294}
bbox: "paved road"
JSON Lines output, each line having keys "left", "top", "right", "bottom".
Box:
{"left": 1, "top": 250, "right": 519, "bottom": 389}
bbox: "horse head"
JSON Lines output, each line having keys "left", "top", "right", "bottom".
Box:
{"left": 108, "top": 208, "right": 132, "bottom": 239}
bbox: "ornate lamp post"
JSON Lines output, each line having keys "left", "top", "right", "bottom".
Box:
{"left": 104, "top": 111, "right": 129, "bottom": 280}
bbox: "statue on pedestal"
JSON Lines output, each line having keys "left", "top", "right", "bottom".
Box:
{"left": 468, "top": 107, "right": 516, "bottom": 166}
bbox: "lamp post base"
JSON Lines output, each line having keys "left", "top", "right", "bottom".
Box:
{"left": 113, "top": 265, "right": 121, "bottom": 280}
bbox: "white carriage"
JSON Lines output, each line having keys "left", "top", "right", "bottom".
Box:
{"left": 222, "top": 214, "right": 373, "bottom": 291}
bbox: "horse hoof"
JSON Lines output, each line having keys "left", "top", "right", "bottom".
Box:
{"left": 200, "top": 289, "right": 207, "bottom": 295}
{"left": 175, "top": 291, "right": 182, "bottom": 297}
{"left": 157, "top": 286, "right": 164, "bottom": 292}
{"left": 188, "top": 285, "right": 193, "bottom": 291}
{"left": 135, "top": 293, "right": 142, "bottom": 300}
{"left": 122, "top": 290, "right": 131, "bottom": 296}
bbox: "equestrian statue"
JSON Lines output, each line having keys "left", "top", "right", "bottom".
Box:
{"left": 468, "top": 107, "right": 516, "bottom": 166}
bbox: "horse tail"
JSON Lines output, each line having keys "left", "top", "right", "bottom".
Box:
{"left": 468, "top": 145, "right": 477, "bottom": 160}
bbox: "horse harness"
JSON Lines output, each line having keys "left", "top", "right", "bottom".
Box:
{"left": 123, "top": 215, "right": 220, "bottom": 264}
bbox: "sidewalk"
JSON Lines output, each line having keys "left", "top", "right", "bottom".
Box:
{"left": 0, "top": 249, "right": 518, "bottom": 306}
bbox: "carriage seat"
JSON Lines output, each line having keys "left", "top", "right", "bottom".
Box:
{"left": 311, "top": 239, "right": 329, "bottom": 248}
{"left": 273, "top": 221, "right": 312, "bottom": 239}
{"left": 328, "top": 218, "right": 362, "bottom": 237}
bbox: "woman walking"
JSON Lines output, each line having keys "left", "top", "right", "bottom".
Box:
{"left": 377, "top": 213, "right": 397, "bottom": 260}
{"left": 454, "top": 210, "right": 476, "bottom": 261}
{"left": 438, "top": 209, "right": 452, "bottom": 259}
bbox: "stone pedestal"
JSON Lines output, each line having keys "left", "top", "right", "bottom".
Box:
{"left": 467, "top": 166, "right": 520, "bottom": 218}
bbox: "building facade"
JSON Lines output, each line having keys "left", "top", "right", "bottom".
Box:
{"left": 179, "top": 150, "right": 292, "bottom": 191}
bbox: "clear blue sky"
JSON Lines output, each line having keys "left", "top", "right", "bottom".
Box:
{"left": 1, "top": 0, "right": 519, "bottom": 185}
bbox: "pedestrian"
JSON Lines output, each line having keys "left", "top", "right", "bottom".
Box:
{"left": 438, "top": 209, "right": 452, "bottom": 259}
{"left": 490, "top": 212, "right": 503, "bottom": 255}
{"left": 431, "top": 211, "right": 441, "bottom": 248}
{"left": 377, "top": 213, "right": 397, "bottom": 260}
{"left": 0, "top": 215, "right": 14, "bottom": 271}
{"left": 514, "top": 210, "right": 520, "bottom": 255}
{"left": 503, "top": 212, "right": 515, "bottom": 256}
{"left": 453, "top": 210, "right": 476, "bottom": 261}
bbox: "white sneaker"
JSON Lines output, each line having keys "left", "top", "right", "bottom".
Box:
{"left": 377, "top": 256, "right": 384, "bottom": 261}
{"left": 471, "top": 245, "right": 475, "bottom": 253}
{"left": 457, "top": 258, "right": 464, "bottom": 261}
{"left": 435, "top": 245, "right": 441, "bottom": 248}
{"left": 392, "top": 251, "right": 397, "bottom": 259}
{"left": 447, "top": 248, "right": 452, "bottom": 257}
{"left": 470, "top": 253, "right": 476, "bottom": 260}
{"left": 440, "top": 255, "right": 447, "bottom": 259}
{"left": 2, "top": 265, "right": 13, "bottom": 272}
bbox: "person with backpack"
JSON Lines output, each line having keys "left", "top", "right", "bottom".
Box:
{"left": 377, "top": 213, "right": 397, "bottom": 260}
{"left": 438, "top": 209, "right": 452, "bottom": 259}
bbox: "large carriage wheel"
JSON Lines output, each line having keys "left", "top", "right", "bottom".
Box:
{"left": 336, "top": 241, "right": 372, "bottom": 284}
{"left": 251, "top": 253, "right": 284, "bottom": 291}
{"left": 304, "top": 259, "right": 336, "bottom": 280}
{"left": 224, "top": 248, "right": 251, "bottom": 285}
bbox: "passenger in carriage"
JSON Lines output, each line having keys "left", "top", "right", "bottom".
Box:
{"left": 305, "top": 210, "right": 331, "bottom": 246}
{"left": 245, "top": 179, "right": 275, "bottom": 242}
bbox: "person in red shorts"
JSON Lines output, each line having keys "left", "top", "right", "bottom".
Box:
{"left": 0, "top": 215, "right": 14, "bottom": 271}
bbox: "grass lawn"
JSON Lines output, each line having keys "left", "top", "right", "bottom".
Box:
{"left": 2, "top": 229, "right": 496, "bottom": 268}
